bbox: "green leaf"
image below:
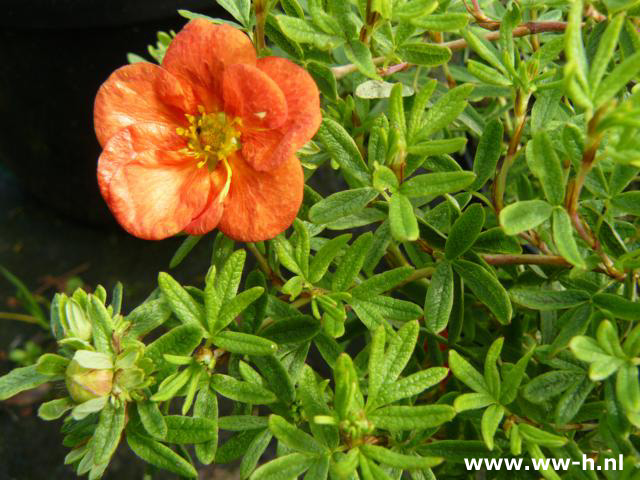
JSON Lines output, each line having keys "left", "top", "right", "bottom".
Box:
{"left": 218, "top": 416, "right": 269, "bottom": 431}
{"left": 389, "top": 83, "right": 407, "bottom": 138}
{"left": 531, "top": 88, "right": 563, "bottom": 133}
{"left": 216, "top": 0, "right": 251, "bottom": 26}
{"left": 253, "top": 355, "right": 296, "bottom": 405}
{"left": 316, "top": 119, "right": 371, "bottom": 186}
{"left": 595, "top": 50, "right": 640, "bottom": 108}
{"left": 499, "top": 200, "right": 553, "bottom": 235}
{"left": 509, "top": 287, "right": 590, "bottom": 311}
{"left": 424, "top": 261, "right": 454, "bottom": 333}
{"left": 138, "top": 401, "right": 168, "bottom": 440}
{"left": 268, "top": 415, "right": 326, "bottom": 454}
{"left": 552, "top": 208, "right": 586, "bottom": 269}
{"left": 397, "top": 43, "right": 452, "bottom": 66}
{"left": 400, "top": 171, "right": 476, "bottom": 198}
{"left": 549, "top": 304, "right": 593, "bottom": 354}
{"left": 240, "top": 429, "right": 273, "bottom": 480}
{"left": 408, "top": 138, "right": 467, "bottom": 157}
{"left": 89, "top": 296, "right": 115, "bottom": 355}
{"left": 462, "top": 30, "right": 505, "bottom": 74}
{"left": 93, "top": 401, "right": 126, "bottom": 465}
{"left": 467, "top": 60, "right": 511, "bottom": 87}
{"left": 411, "top": 13, "right": 469, "bottom": 31}
{"left": 144, "top": 325, "right": 203, "bottom": 375}
{"left": 616, "top": 364, "right": 640, "bottom": 413}
{"left": 453, "top": 392, "right": 495, "bottom": 412}
{"left": 484, "top": 338, "right": 503, "bottom": 399}
{"left": 360, "top": 445, "right": 442, "bottom": 469}
{"left": 216, "top": 249, "right": 247, "bottom": 303}
{"left": 565, "top": 0, "right": 588, "bottom": 87}
{"left": 611, "top": 191, "right": 640, "bottom": 215}
{"left": 332, "top": 232, "right": 373, "bottom": 291}
{"left": 453, "top": 260, "right": 512, "bottom": 324}
{"left": 500, "top": 349, "right": 533, "bottom": 405}
{"left": 307, "top": 61, "right": 338, "bottom": 101}
{"left": 216, "top": 430, "right": 263, "bottom": 464}
{"left": 367, "top": 326, "right": 386, "bottom": 405}
{"left": 555, "top": 375, "right": 594, "bottom": 425}
{"left": 127, "top": 298, "right": 172, "bottom": 338}
{"left": 369, "top": 405, "right": 456, "bottom": 430}
{"left": 381, "top": 320, "right": 420, "bottom": 385}
{"left": 408, "top": 79, "right": 437, "bottom": 142}
{"left": 276, "top": 15, "right": 341, "bottom": 49}
{"left": 126, "top": 429, "right": 197, "bottom": 478}
{"left": 473, "top": 228, "right": 521, "bottom": 254}
{"left": 38, "top": 397, "right": 74, "bottom": 421}
{"left": 376, "top": 367, "right": 448, "bottom": 406}
{"left": 0, "top": 365, "right": 51, "bottom": 401}
{"left": 158, "top": 272, "right": 204, "bottom": 329}
{"left": 351, "top": 267, "right": 413, "bottom": 299}
{"left": 261, "top": 316, "right": 321, "bottom": 344}
{"left": 250, "top": 453, "right": 315, "bottom": 480}
{"left": 298, "top": 366, "right": 339, "bottom": 448}
{"left": 211, "top": 330, "right": 278, "bottom": 357}
{"left": 417, "top": 84, "right": 474, "bottom": 139}
{"left": 526, "top": 132, "right": 565, "bottom": 205}
{"left": 212, "top": 374, "right": 277, "bottom": 404}
{"left": 216, "top": 287, "right": 265, "bottom": 333}
{"left": 449, "top": 350, "right": 488, "bottom": 394}
{"left": 389, "top": 193, "right": 419, "bottom": 242}
{"left": 522, "top": 371, "right": 585, "bottom": 404}
{"left": 334, "top": 353, "right": 358, "bottom": 419}
{"left": 164, "top": 415, "right": 217, "bottom": 444}
{"left": 35, "top": 353, "right": 69, "bottom": 377}
{"left": 170, "top": 235, "right": 203, "bottom": 269}
{"left": 345, "top": 39, "right": 380, "bottom": 79}
{"left": 445, "top": 204, "right": 485, "bottom": 260}
{"left": 470, "top": 119, "right": 503, "bottom": 190}
{"left": 481, "top": 404, "right": 504, "bottom": 450}
{"left": 518, "top": 424, "right": 567, "bottom": 448}
{"left": 309, "top": 189, "right": 378, "bottom": 225}
{"left": 308, "top": 234, "right": 352, "bottom": 283}
{"left": 589, "top": 13, "right": 626, "bottom": 90}
{"left": 593, "top": 293, "right": 640, "bottom": 321}
{"left": 304, "top": 455, "right": 330, "bottom": 480}
{"left": 393, "top": 0, "right": 437, "bottom": 20}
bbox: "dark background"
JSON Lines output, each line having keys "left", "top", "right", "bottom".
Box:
{"left": 0, "top": 1, "right": 237, "bottom": 478}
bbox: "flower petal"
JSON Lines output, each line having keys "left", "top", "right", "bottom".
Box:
{"left": 223, "top": 63, "right": 288, "bottom": 130}
{"left": 241, "top": 57, "right": 321, "bottom": 172}
{"left": 219, "top": 154, "right": 304, "bottom": 241}
{"left": 162, "top": 19, "right": 256, "bottom": 111}
{"left": 94, "top": 63, "right": 194, "bottom": 147}
{"left": 104, "top": 150, "right": 210, "bottom": 240}
{"left": 97, "top": 123, "right": 186, "bottom": 204}
{"left": 184, "top": 165, "right": 229, "bottom": 235}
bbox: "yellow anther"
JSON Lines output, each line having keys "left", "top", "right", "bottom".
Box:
{"left": 176, "top": 105, "right": 242, "bottom": 171}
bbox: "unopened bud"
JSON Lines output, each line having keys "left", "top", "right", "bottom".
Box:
{"left": 63, "top": 298, "right": 92, "bottom": 341}
{"left": 65, "top": 359, "right": 113, "bottom": 404}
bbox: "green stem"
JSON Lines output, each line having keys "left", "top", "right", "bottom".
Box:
{"left": 0, "top": 312, "right": 47, "bottom": 328}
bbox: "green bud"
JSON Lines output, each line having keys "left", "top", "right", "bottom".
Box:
{"left": 65, "top": 359, "right": 113, "bottom": 404}
{"left": 62, "top": 298, "right": 92, "bottom": 341}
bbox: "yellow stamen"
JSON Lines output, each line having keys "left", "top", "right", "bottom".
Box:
{"left": 176, "top": 106, "right": 242, "bottom": 172}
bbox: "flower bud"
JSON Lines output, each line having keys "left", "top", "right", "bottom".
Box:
{"left": 62, "top": 298, "right": 93, "bottom": 341}
{"left": 65, "top": 359, "right": 113, "bottom": 404}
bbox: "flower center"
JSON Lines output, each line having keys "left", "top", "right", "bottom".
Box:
{"left": 177, "top": 106, "right": 242, "bottom": 170}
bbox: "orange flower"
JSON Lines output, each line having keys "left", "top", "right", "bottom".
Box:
{"left": 94, "top": 19, "right": 321, "bottom": 241}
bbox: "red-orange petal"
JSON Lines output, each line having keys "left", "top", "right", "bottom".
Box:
{"left": 162, "top": 19, "right": 257, "bottom": 112}
{"left": 184, "top": 165, "right": 229, "bottom": 235}
{"left": 219, "top": 154, "right": 304, "bottom": 242}
{"left": 97, "top": 123, "right": 186, "bottom": 204}
{"left": 241, "top": 57, "right": 321, "bottom": 172}
{"left": 223, "top": 63, "right": 288, "bottom": 130}
{"left": 94, "top": 63, "right": 194, "bottom": 147}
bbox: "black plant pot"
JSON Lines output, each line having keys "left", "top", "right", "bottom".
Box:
{"left": 0, "top": 0, "right": 225, "bottom": 227}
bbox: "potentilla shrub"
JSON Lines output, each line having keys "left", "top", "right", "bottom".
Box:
{"left": 1, "top": 0, "right": 640, "bottom": 478}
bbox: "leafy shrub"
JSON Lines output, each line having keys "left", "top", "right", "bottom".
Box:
{"left": 2, "top": 0, "right": 640, "bottom": 478}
